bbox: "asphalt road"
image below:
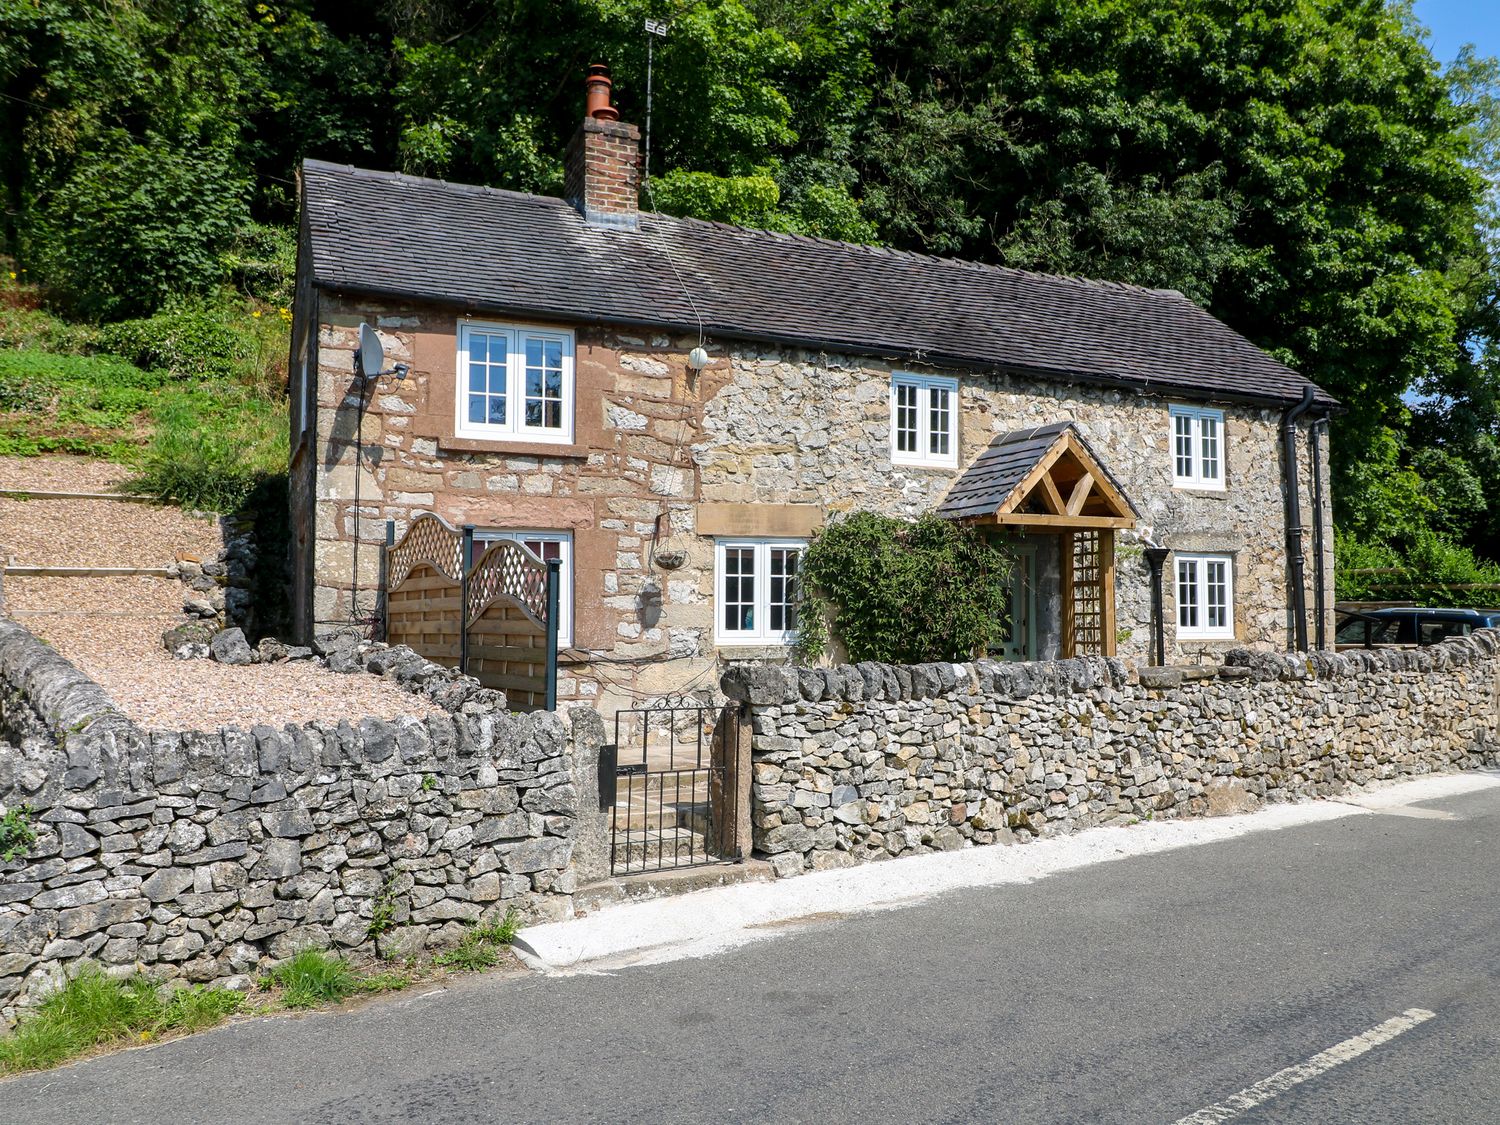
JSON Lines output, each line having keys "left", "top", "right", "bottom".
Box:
{"left": 8, "top": 784, "right": 1500, "bottom": 1124}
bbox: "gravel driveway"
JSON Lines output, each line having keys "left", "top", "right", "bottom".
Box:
{"left": 1, "top": 456, "right": 439, "bottom": 729}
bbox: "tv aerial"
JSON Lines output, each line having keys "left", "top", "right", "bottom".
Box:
{"left": 644, "top": 17, "right": 670, "bottom": 184}
{"left": 355, "top": 322, "right": 410, "bottom": 380}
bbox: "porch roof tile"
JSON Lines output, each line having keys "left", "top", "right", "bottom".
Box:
{"left": 936, "top": 422, "right": 1139, "bottom": 522}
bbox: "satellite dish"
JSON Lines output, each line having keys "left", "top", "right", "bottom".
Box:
{"left": 357, "top": 323, "right": 385, "bottom": 377}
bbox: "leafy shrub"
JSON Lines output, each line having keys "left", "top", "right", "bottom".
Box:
{"left": 649, "top": 168, "right": 786, "bottom": 227}
{"left": 0, "top": 804, "right": 37, "bottom": 862}
{"left": 221, "top": 222, "right": 297, "bottom": 308}
{"left": 1336, "top": 529, "right": 1500, "bottom": 608}
{"left": 796, "top": 512, "right": 1014, "bottom": 663}
{"left": 0, "top": 967, "right": 242, "bottom": 1074}
{"left": 95, "top": 305, "right": 254, "bottom": 381}
{"left": 266, "top": 949, "right": 357, "bottom": 1009}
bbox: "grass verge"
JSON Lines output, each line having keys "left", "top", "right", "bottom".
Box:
{"left": 0, "top": 967, "right": 243, "bottom": 1074}
{"left": 263, "top": 948, "right": 359, "bottom": 1009}
{"left": 0, "top": 909, "right": 527, "bottom": 1076}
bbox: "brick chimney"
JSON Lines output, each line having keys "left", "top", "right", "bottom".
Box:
{"left": 564, "top": 64, "right": 642, "bottom": 231}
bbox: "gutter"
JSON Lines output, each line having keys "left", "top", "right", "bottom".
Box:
{"left": 1281, "top": 386, "right": 1316, "bottom": 652}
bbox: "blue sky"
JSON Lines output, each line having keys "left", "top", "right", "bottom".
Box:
{"left": 1412, "top": 0, "right": 1500, "bottom": 64}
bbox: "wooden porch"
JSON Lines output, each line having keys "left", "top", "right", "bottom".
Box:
{"left": 936, "top": 422, "right": 1139, "bottom": 658}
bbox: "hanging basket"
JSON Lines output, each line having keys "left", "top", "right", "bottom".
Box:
{"left": 653, "top": 547, "right": 687, "bottom": 570}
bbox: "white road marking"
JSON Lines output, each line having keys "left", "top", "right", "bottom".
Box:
{"left": 1173, "top": 1008, "right": 1437, "bottom": 1124}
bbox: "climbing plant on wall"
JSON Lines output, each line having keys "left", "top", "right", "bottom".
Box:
{"left": 795, "top": 511, "right": 1012, "bottom": 665}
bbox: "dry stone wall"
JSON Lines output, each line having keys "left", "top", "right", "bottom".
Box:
{"left": 723, "top": 633, "right": 1500, "bottom": 877}
{"left": 0, "top": 618, "right": 607, "bottom": 1024}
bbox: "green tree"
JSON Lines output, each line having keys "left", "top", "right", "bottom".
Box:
{"left": 858, "top": 0, "right": 1488, "bottom": 514}
{"left": 1, "top": 0, "right": 260, "bottom": 318}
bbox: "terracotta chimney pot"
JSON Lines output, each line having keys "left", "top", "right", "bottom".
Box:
{"left": 584, "top": 63, "right": 619, "bottom": 121}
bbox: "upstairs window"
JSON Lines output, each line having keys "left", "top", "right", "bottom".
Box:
{"left": 1170, "top": 405, "right": 1225, "bottom": 489}
{"left": 474, "top": 529, "right": 574, "bottom": 647}
{"left": 891, "top": 373, "right": 959, "bottom": 468}
{"left": 456, "top": 321, "right": 574, "bottom": 444}
{"left": 1176, "top": 552, "right": 1234, "bottom": 640}
{"left": 715, "top": 538, "right": 805, "bottom": 645}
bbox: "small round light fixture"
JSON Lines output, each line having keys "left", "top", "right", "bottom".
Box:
{"left": 688, "top": 346, "right": 710, "bottom": 370}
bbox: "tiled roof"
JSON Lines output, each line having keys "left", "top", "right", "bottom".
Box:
{"left": 936, "top": 423, "right": 1140, "bottom": 521}
{"left": 301, "top": 160, "right": 1335, "bottom": 408}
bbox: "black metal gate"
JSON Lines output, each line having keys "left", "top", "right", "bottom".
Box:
{"left": 601, "top": 702, "right": 743, "bottom": 876}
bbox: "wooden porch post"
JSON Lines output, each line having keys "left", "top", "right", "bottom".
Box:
{"left": 1101, "top": 530, "right": 1116, "bottom": 658}
{"left": 1060, "top": 531, "right": 1075, "bottom": 659}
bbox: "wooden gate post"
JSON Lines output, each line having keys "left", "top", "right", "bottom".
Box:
{"left": 544, "top": 557, "right": 561, "bottom": 711}
{"left": 710, "top": 703, "right": 751, "bottom": 861}
{"left": 459, "top": 524, "right": 474, "bottom": 675}
{"left": 1101, "top": 529, "right": 1116, "bottom": 657}
{"left": 380, "top": 520, "right": 394, "bottom": 641}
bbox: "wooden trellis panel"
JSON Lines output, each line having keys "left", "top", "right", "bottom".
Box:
{"left": 383, "top": 513, "right": 554, "bottom": 712}
{"left": 467, "top": 601, "right": 548, "bottom": 710}
{"left": 1065, "top": 530, "right": 1115, "bottom": 658}
{"left": 386, "top": 564, "right": 462, "bottom": 665}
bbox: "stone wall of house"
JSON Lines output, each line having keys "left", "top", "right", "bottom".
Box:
{"left": 0, "top": 618, "right": 608, "bottom": 1023}
{"left": 723, "top": 631, "right": 1500, "bottom": 876}
{"left": 698, "top": 351, "right": 1334, "bottom": 663}
{"left": 296, "top": 292, "right": 1332, "bottom": 714}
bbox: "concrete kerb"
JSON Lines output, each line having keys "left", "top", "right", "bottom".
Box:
{"left": 511, "top": 770, "right": 1500, "bottom": 973}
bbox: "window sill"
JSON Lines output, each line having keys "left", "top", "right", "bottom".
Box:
{"left": 716, "top": 643, "right": 797, "bottom": 658}
{"left": 891, "top": 458, "right": 959, "bottom": 472}
{"left": 438, "top": 434, "right": 589, "bottom": 458}
{"left": 1176, "top": 633, "right": 1237, "bottom": 643}
{"left": 1172, "top": 482, "right": 1227, "bottom": 494}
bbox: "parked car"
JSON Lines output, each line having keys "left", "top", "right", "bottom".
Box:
{"left": 1334, "top": 606, "right": 1500, "bottom": 649}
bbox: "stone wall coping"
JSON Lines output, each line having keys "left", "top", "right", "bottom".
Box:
{"left": 720, "top": 629, "right": 1500, "bottom": 706}
{"left": 0, "top": 615, "right": 587, "bottom": 803}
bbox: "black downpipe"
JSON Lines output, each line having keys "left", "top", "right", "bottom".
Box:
{"left": 1281, "top": 387, "right": 1317, "bottom": 652}
{"left": 1144, "top": 546, "right": 1170, "bottom": 666}
{"left": 1309, "top": 416, "right": 1329, "bottom": 650}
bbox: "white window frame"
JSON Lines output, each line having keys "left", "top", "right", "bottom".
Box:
{"left": 714, "top": 538, "right": 807, "bottom": 646}
{"left": 474, "top": 529, "right": 573, "bottom": 648}
{"left": 1169, "top": 404, "right": 1226, "bottom": 490}
{"left": 890, "top": 372, "right": 959, "bottom": 468}
{"left": 455, "top": 320, "right": 575, "bottom": 445}
{"left": 1175, "top": 552, "right": 1234, "bottom": 640}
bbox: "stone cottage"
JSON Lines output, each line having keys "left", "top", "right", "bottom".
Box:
{"left": 287, "top": 66, "right": 1337, "bottom": 713}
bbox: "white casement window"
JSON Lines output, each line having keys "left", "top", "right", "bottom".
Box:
{"left": 456, "top": 321, "right": 574, "bottom": 444}
{"left": 474, "top": 529, "right": 573, "bottom": 647}
{"left": 1175, "top": 552, "right": 1234, "bottom": 640}
{"left": 1170, "top": 405, "right": 1225, "bottom": 489}
{"left": 890, "top": 372, "right": 959, "bottom": 468}
{"left": 715, "top": 538, "right": 806, "bottom": 645}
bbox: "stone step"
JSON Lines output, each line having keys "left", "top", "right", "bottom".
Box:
{"left": 0, "top": 566, "right": 175, "bottom": 578}
{"left": 577, "top": 857, "right": 773, "bottom": 913}
{"left": 0, "top": 488, "right": 155, "bottom": 503}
